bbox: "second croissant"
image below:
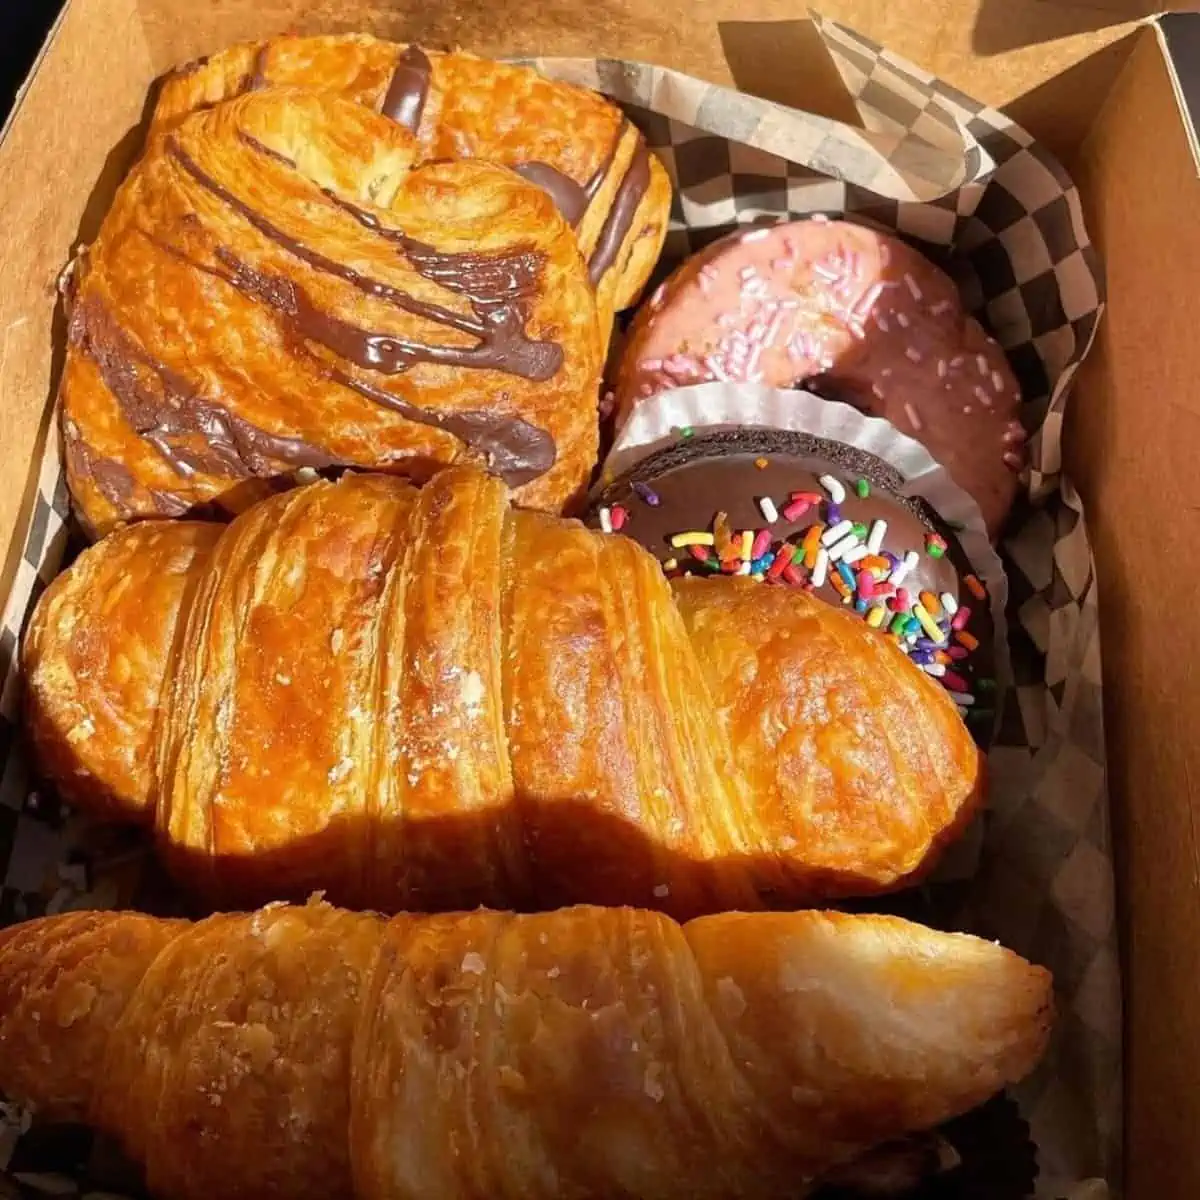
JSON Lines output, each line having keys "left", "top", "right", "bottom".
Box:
{"left": 24, "top": 467, "right": 983, "bottom": 916}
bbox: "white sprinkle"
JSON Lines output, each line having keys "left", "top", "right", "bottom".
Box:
{"left": 819, "top": 474, "right": 846, "bottom": 504}
{"left": 871, "top": 383, "right": 885, "bottom": 400}
{"left": 702, "top": 353, "right": 731, "bottom": 381}
{"left": 461, "top": 952, "right": 486, "bottom": 974}
{"left": 827, "top": 532, "right": 861, "bottom": 562}
{"left": 758, "top": 496, "right": 780, "bottom": 524}
{"left": 922, "top": 663, "right": 947, "bottom": 678}
{"left": 950, "top": 355, "right": 965, "bottom": 368}
{"left": 940, "top": 592, "right": 959, "bottom": 616}
{"left": 937, "top": 359, "right": 948, "bottom": 379}
{"left": 867, "top": 520, "right": 887, "bottom": 554}
{"left": 963, "top": 405, "right": 973, "bottom": 414}
{"left": 821, "top": 519, "right": 855, "bottom": 547}
{"left": 854, "top": 281, "right": 885, "bottom": 319}
{"left": 295, "top": 466, "right": 320, "bottom": 484}
{"left": 875, "top": 313, "right": 890, "bottom": 333}
{"left": 930, "top": 299, "right": 952, "bottom": 316}
{"left": 881, "top": 367, "right": 893, "bottom": 378}
{"left": 649, "top": 283, "right": 666, "bottom": 308}
{"left": 599, "top": 507, "right": 613, "bottom": 534}
{"left": 976, "top": 354, "right": 989, "bottom": 375}
{"left": 904, "top": 273, "right": 923, "bottom": 301}
{"left": 842, "top": 543, "right": 869, "bottom": 565}
{"left": 975, "top": 385, "right": 993, "bottom": 408}
{"left": 905, "top": 346, "right": 923, "bottom": 364}
{"left": 991, "top": 370, "right": 1006, "bottom": 393}
{"left": 812, "top": 547, "right": 830, "bottom": 588}
{"left": 738, "top": 265, "right": 758, "bottom": 282}
{"left": 813, "top": 260, "right": 842, "bottom": 282}
{"left": 891, "top": 550, "right": 920, "bottom": 586}
{"left": 954, "top": 693, "right": 978, "bottom": 708}
{"left": 737, "top": 561, "right": 752, "bottom": 576}
{"left": 639, "top": 357, "right": 664, "bottom": 372}
{"left": 653, "top": 883, "right": 670, "bottom": 898}
{"left": 743, "top": 227, "right": 771, "bottom": 243}
{"left": 896, "top": 312, "right": 911, "bottom": 329}
{"left": 903, "top": 401, "right": 924, "bottom": 431}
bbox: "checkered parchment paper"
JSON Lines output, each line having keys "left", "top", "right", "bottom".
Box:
{"left": 0, "top": 16, "right": 1117, "bottom": 1200}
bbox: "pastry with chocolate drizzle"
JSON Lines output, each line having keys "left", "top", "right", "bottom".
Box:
{"left": 156, "top": 34, "right": 673, "bottom": 333}
{"left": 60, "top": 86, "right": 607, "bottom": 536}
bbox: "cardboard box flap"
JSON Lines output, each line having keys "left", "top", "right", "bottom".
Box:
{"left": 1068, "top": 14, "right": 1200, "bottom": 1198}
{"left": 0, "top": 0, "right": 154, "bottom": 626}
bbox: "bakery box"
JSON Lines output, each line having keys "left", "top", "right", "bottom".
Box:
{"left": 0, "top": 1, "right": 1197, "bottom": 1197}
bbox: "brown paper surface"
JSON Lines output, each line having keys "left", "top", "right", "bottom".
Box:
{"left": 0, "top": 0, "right": 152, "bottom": 614}
{"left": 1070, "top": 26, "right": 1200, "bottom": 1199}
{"left": 133, "top": 0, "right": 1149, "bottom": 148}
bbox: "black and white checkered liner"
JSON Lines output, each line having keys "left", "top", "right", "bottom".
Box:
{"left": 0, "top": 18, "right": 1115, "bottom": 1200}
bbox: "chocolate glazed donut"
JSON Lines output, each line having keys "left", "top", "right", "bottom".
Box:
{"left": 59, "top": 86, "right": 603, "bottom": 537}
{"left": 614, "top": 219, "right": 1027, "bottom": 539}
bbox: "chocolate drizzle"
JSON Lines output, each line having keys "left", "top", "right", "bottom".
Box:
{"left": 68, "top": 296, "right": 337, "bottom": 486}
{"left": 506, "top": 116, "right": 627, "bottom": 230}
{"left": 206, "top": 248, "right": 555, "bottom": 486}
{"left": 63, "top": 432, "right": 190, "bottom": 519}
{"left": 588, "top": 138, "right": 652, "bottom": 284}
{"left": 331, "top": 370, "right": 555, "bottom": 487}
{"left": 245, "top": 45, "right": 270, "bottom": 91}
{"left": 81, "top": 136, "right": 560, "bottom": 488}
{"left": 381, "top": 45, "right": 432, "bottom": 133}
{"left": 510, "top": 163, "right": 590, "bottom": 228}
{"left": 172, "top": 136, "right": 563, "bottom": 382}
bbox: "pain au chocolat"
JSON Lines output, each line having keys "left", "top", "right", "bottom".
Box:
{"left": 63, "top": 54, "right": 665, "bottom": 535}
{"left": 154, "top": 36, "right": 673, "bottom": 332}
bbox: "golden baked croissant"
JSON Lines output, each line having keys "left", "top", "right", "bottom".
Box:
{"left": 25, "top": 466, "right": 983, "bottom": 916}
{"left": 153, "top": 35, "right": 673, "bottom": 321}
{"left": 0, "top": 900, "right": 1052, "bottom": 1200}
{"left": 62, "top": 85, "right": 604, "bottom": 537}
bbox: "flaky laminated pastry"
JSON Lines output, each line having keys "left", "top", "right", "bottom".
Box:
{"left": 0, "top": 901, "right": 1052, "bottom": 1200}
{"left": 154, "top": 35, "right": 672, "bottom": 322}
{"left": 25, "top": 467, "right": 983, "bottom": 915}
{"left": 62, "top": 76, "right": 633, "bottom": 535}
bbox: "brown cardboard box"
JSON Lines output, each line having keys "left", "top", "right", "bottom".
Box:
{"left": 0, "top": 1, "right": 1197, "bottom": 1196}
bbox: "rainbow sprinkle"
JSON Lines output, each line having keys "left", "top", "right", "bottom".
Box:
{"left": 604, "top": 462, "right": 993, "bottom": 706}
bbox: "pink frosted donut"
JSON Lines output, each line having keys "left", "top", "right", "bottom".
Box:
{"left": 613, "top": 218, "right": 1026, "bottom": 538}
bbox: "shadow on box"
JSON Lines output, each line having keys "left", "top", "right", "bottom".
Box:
{"left": 716, "top": 18, "right": 864, "bottom": 128}
{"left": 971, "top": 0, "right": 1143, "bottom": 56}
